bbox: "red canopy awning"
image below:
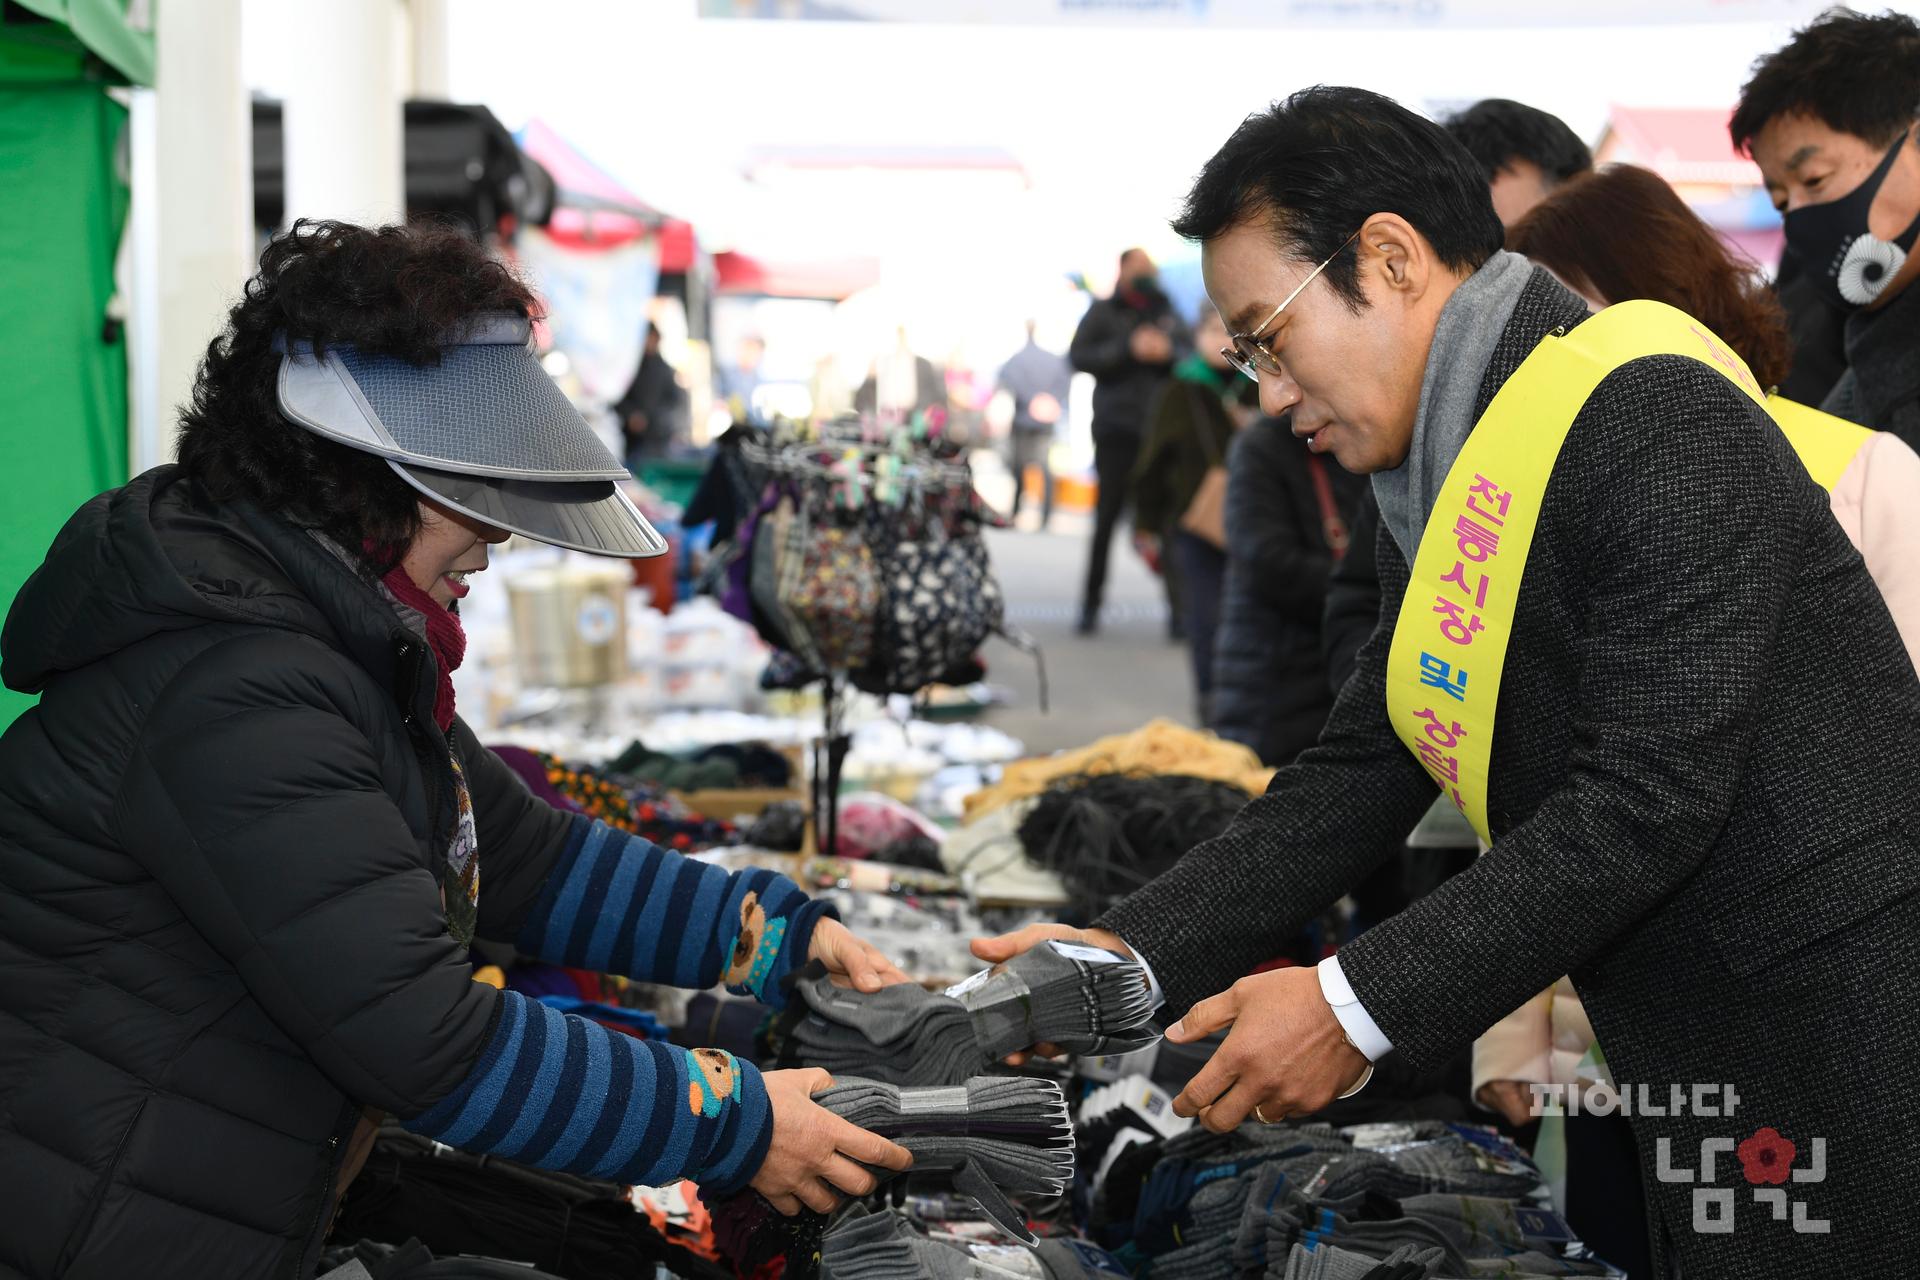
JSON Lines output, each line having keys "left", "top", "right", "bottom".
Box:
{"left": 517, "top": 118, "right": 695, "bottom": 268}
{"left": 712, "top": 250, "right": 881, "bottom": 300}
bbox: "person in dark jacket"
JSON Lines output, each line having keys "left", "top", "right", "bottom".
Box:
{"left": 0, "top": 221, "right": 911, "bottom": 1280}
{"left": 1130, "top": 307, "right": 1256, "bottom": 714}
{"left": 976, "top": 87, "right": 1920, "bottom": 1278}
{"left": 1208, "top": 412, "right": 1362, "bottom": 764}
{"left": 1733, "top": 8, "right": 1920, "bottom": 452}
{"left": 1068, "top": 249, "right": 1192, "bottom": 634}
{"left": 613, "top": 323, "right": 689, "bottom": 468}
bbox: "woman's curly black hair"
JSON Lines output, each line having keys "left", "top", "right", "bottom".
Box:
{"left": 175, "top": 219, "right": 540, "bottom": 559}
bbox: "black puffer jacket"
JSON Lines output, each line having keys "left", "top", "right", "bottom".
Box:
{"left": 1067, "top": 285, "right": 1192, "bottom": 442}
{"left": 1208, "top": 417, "right": 1364, "bottom": 765}
{"left": 0, "top": 467, "right": 572, "bottom": 1278}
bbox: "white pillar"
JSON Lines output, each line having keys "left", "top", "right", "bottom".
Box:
{"left": 143, "top": 0, "right": 253, "bottom": 471}
{"left": 283, "top": 0, "right": 404, "bottom": 226}
{"left": 409, "top": 0, "right": 454, "bottom": 101}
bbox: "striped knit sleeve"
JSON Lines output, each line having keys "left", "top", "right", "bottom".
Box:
{"left": 515, "top": 815, "right": 835, "bottom": 1006}
{"left": 403, "top": 990, "right": 771, "bottom": 1194}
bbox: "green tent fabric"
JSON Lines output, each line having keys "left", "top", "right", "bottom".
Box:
{"left": 0, "top": 20, "right": 131, "bottom": 728}
{"left": 13, "top": 0, "right": 153, "bottom": 86}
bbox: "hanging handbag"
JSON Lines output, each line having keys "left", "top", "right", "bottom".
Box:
{"left": 781, "top": 486, "right": 881, "bottom": 675}
{"left": 1176, "top": 386, "right": 1231, "bottom": 551}
{"left": 1306, "top": 451, "right": 1352, "bottom": 560}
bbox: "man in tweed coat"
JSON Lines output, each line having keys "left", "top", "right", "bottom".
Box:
{"left": 978, "top": 87, "right": 1920, "bottom": 1275}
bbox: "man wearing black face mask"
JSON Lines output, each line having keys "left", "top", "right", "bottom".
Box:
{"left": 1733, "top": 8, "right": 1920, "bottom": 450}
{"left": 1069, "top": 249, "right": 1192, "bottom": 635}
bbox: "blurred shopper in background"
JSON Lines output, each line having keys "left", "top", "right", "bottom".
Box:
{"left": 1069, "top": 248, "right": 1191, "bottom": 635}
{"left": 1129, "top": 306, "right": 1252, "bottom": 716}
{"left": 1207, "top": 389, "right": 1363, "bottom": 765}
{"left": 717, "top": 333, "right": 767, "bottom": 426}
{"left": 613, "top": 322, "right": 688, "bottom": 468}
{"left": 1442, "top": 97, "right": 1595, "bottom": 230}
{"left": 1323, "top": 98, "right": 1594, "bottom": 693}
{"left": 1733, "top": 7, "right": 1920, "bottom": 451}
{"left": 995, "top": 319, "right": 1073, "bottom": 529}
{"left": 856, "top": 325, "right": 945, "bottom": 421}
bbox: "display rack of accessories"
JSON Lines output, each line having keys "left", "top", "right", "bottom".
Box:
{"left": 712, "top": 412, "right": 1042, "bottom": 864}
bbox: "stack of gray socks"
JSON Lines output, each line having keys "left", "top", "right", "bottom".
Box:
{"left": 815, "top": 1077, "right": 1074, "bottom": 1245}
{"left": 789, "top": 942, "right": 1157, "bottom": 1087}
{"left": 819, "top": 1211, "right": 1125, "bottom": 1280}
{"left": 1277, "top": 1242, "right": 1449, "bottom": 1280}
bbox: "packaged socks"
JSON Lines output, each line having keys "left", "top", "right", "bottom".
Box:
{"left": 815, "top": 1077, "right": 1074, "bottom": 1245}
{"left": 779, "top": 942, "right": 1157, "bottom": 1088}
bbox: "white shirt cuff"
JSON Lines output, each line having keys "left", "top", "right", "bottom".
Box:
{"left": 1118, "top": 938, "right": 1167, "bottom": 1011}
{"left": 1318, "top": 954, "right": 1394, "bottom": 1062}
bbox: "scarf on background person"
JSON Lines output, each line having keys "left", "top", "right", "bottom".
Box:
{"left": 1372, "top": 250, "right": 1536, "bottom": 558}
{"left": 1172, "top": 351, "right": 1234, "bottom": 398}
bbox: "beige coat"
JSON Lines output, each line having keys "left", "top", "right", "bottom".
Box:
{"left": 1474, "top": 429, "right": 1920, "bottom": 1098}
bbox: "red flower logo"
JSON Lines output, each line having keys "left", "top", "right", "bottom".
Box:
{"left": 1737, "top": 1127, "right": 1797, "bottom": 1186}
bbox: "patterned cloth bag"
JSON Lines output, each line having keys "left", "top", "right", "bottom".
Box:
{"left": 783, "top": 517, "right": 880, "bottom": 674}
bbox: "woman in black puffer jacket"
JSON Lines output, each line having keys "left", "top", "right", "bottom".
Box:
{"left": 1207, "top": 414, "right": 1365, "bottom": 765}
{"left": 0, "top": 221, "right": 908, "bottom": 1279}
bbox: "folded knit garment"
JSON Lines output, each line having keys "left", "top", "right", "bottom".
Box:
{"left": 1274, "top": 1241, "right": 1450, "bottom": 1280}
{"left": 815, "top": 1077, "right": 1074, "bottom": 1245}
{"left": 778, "top": 942, "right": 1157, "bottom": 1087}
{"left": 819, "top": 1209, "right": 1032, "bottom": 1280}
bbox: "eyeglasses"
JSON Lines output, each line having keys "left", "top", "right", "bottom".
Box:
{"left": 1221, "top": 229, "right": 1362, "bottom": 382}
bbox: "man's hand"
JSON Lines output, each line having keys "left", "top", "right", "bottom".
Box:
{"left": 1129, "top": 326, "right": 1173, "bottom": 364}
{"left": 1028, "top": 392, "right": 1063, "bottom": 425}
{"left": 808, "top": 918, "right": 910, "bottom": 992}
{"left": 1477, "top": 1079, "right": 1538, "bottom": 1128}
{"left": 1165, "top": 967, "right": 1369, "bottom": 1132}
{"left": 970, "top": 923, "right": 1136, "bottom": 1062}
{"left": 751, "top": 1068, "right": 913, "bottom": 1215}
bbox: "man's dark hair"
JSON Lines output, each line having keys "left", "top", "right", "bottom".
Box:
{"left": 1173, "top": 86, "right": 1505, "bottom": 310}
{"left": 176, "top": 219, "right": 539, "bottom": 561}
{"left": 1442, "top": 98, "right": 1593, "bottom": 185}
{"left": 1730, "top": 8, "right": 1920, "bottom": 154}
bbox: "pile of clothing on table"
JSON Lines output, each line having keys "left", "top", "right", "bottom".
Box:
{"left": 1081, "top": 1107, "right": 1623, "bottom": 1280}
{"left": 818, "top": 1207, "right": 1127, "bottom": 1280}
{"left": 491, "top": 745, "right": 738, "bottom": 852}
{"left": 608, "top": 737, "right": 797, "bottom": 792}
{"left": 960, "top": 721, "right": 1274, "bottom": 825}
{"left": 943, "top": 722, "right": 1280, "bottom": 919}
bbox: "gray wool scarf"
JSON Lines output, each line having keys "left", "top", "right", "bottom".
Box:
{"left": 1372, "top": 250, "right": 1536, "bottom": 558}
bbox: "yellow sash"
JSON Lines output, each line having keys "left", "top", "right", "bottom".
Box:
{"left": 1384, "top": 299, "right": 1873, "bottom": 843}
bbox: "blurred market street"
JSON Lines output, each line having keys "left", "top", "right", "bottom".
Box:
{"left": 981, "top": 519, "right": 1192, "bottom": 757}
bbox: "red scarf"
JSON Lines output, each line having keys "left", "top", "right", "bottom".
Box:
{"left": 381, "top": 565, "right": 466, "bottom": 733}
